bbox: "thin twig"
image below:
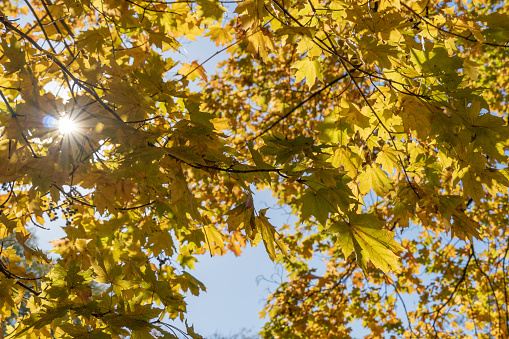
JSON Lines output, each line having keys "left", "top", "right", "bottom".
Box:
{"left": 251, "top": 73, "right": 350, "bottom": 140}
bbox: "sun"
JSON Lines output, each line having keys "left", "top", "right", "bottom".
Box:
{"left": 58, "top": 116, "right": 77, "bottom": 134}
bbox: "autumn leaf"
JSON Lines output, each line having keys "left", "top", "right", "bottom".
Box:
{"left": 235, "top": 0, "right": 265, "bottom": 28}
{"left": 292, "top": 58, "right": 323, "bottom": 89}
{"left": 299, "top": 188, "right": 336, "bottom": 226}
{"left": 178, "top": 61, "right": 208, "bottom": 82}
{"left": 195, "top": 0, "right": 226, "bottom": 24}
{"left": 357, "top": 164, "right": 393, "bottom": 196}
{"left": 329, "top": 213, "right": 404, "bottom": 273}
{"left": 202, "top": 225, "right": 227, "bottom": 255}
{"left": 255, "top": 209, "right": 277, "bottom": 260}
{"left": 375, "top": 145, "right": 402, "bottom": 174}
{"left": 205, "top": 23, "right": 234, "bottom": 46}
{"left": 245, "top": 28, "right": 275, "bottom": 62}
{"left": 1, "top": 35, "right": 25, "bottom": 73}
{"left": 463, "top": 59, "right": 480, "bottom": 81}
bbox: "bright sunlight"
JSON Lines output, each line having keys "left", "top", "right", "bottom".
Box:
{"left": 58, "top": 116, "right": 77, "bottom": 134}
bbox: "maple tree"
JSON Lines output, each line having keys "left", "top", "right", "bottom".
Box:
{"left": 1, "top": 0, "right": 509, "bottom": 336}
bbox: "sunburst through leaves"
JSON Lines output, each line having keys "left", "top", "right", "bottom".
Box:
{"left": 58, "top": 116, "right": 77, "bottom": 135}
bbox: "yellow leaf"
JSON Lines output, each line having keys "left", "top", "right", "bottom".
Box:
{"left": 465, "top": 322, "right": 476, "bottom": 331}
{"left": 195, "top": 0, "right": 226, "bottom": 24}
{"left": 235, "top": 0, "right": 265, "bottom": 29}
{"left": 255, "top": 208, "right": 280, "bottom": 261}
{"left": 357, "top": 164, "right": 393, "bottom": 196}
{"left": 205, "top": 23, "right": 234, "bottom": 46}
{"left": 375, "top": 145, "right": 402, "bottom": 174}
{"left": 292, "top": 58, "right": 323, "bottom": 89}
{"left": 202, "top": 226, "right": 226, "bottom": 255}
{"left": 226, "top": 203, "right": 252, "bottom": 232}
{"left": 246, "top": 29, "right": 275, "bottom": 62}
{"left": 35, "top": 215, "right": 45, "bottom": 225}
{"left": 178, "top": 61, "right": 208, "bottom": 82}
{"left": 211, "top": 117, "right": 229, "bottom": 131}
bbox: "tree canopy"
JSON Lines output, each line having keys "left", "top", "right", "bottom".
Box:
{"left": 1, "top": 0, "right": 509, "bottom": 337}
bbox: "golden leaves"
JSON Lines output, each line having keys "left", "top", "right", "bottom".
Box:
{"left": 4, "top": 0, "right": 509, "bottom": 337}
{"left": 235, "top": 0, "right": 266, "bottom": 29}
{"left": 0, "top": 36, "right": 25, "bottom": 73}
{"left": 196, "top": 0, "right": 226, "bottom": 24}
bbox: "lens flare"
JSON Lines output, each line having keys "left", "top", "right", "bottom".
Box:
{"left": 58, "top": 116, "right": 77, "bottom": 134}
{"left": 42, "top": 115, "right": 58, "bottom": 128}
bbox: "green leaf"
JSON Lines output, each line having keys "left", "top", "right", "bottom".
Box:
{"left": 195, "top": 0, "right": 226, "bottom": 23}
{"left": 329, "top": 213, "right": 404, "bottom": 274}
{"left": 299, "top": 188, "right": 335, "bottom": 225}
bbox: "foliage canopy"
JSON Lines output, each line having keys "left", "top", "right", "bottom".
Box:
{"left": 1, "top": 0, "right": 509, "bottom": 337}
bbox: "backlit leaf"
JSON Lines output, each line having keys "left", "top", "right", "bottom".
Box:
{"left": 329, "top": 213, "right": 404, "bottom": 274}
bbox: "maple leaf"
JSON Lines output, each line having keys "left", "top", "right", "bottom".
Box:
{"left": 299, "top": 188, "right": 336, "bottom": 226}
{"left": 195, "top": 0, "right": 226, "bottom": 24}
{"left": 234, "top": 0, "right": 265, "bottom": 29}
{"left": 226, "top": 202, "right": 256, "bottom": 234}
{"left": 255, "top": 208, "right": 288, "bottom": 261}
{"left": 357, "top": 164, "right": 393, "bottom": 196}
{"left": 245, "top": 28, "right": 275, "bottom": 62}
{"left": 1, "top": 36, "right": 25, "bottom": 73}
{"left": 463, "top": 59, "right": 480, "bottom": 81}
{"left": 205, "top": 23, "right": 234, "bottom": 46}
{"left": 201, "top": 225, "right": 227, "bottom": 255}
{"left": 178, "top": 61, "right": 208, "bottom": 82}
{"left": 292, "top": 58, "right": 323, "bottom": 89}
{"left": 375, "top": 145, "right": 402, "bottom": 174}
{"left": 329, "top": 213, "right": 404, "bottom": 273}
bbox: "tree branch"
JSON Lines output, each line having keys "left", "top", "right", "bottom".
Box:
{"left": 251, "top": 73, "right": 349, "bottom": 141}
{"left": 0, "top": 16, "right": 124, "bottom": 122}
